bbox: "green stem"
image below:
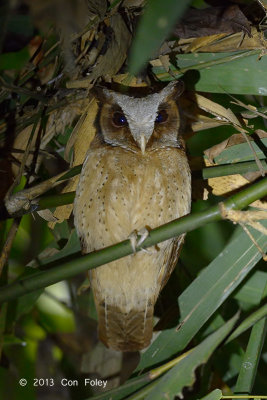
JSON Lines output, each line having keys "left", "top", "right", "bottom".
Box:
{"left": 202, "top": 160, "right": 267, "bottom": 179}
{"left": 2, "top": 160, "right": 264, "bottom": 220}
{"left": 222, "top": 397, "right": 267, "bottom": 399}
{"left": 0, "top": 177, "right": 266, "bottom": 304}
{"left": 37, "top": 192, "right": 75, "bottom": 209}
{"left": 34, "top": 160, "right": 267, "bottom": 211}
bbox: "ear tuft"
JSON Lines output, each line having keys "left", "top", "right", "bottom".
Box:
{"left": 91, "top": 86, "right": 115, "bottom": 104}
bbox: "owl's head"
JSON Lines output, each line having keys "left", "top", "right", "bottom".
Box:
{"left": 94, "top": 81, "right": 184, "bottom": 154}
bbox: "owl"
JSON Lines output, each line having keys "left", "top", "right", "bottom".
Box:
{"left": 73, "top": 81, "right": 191, "bottom": 352}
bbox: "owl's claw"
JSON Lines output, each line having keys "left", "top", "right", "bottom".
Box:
{"left": 129, "top": 228, "right": 150, "bottom": 253}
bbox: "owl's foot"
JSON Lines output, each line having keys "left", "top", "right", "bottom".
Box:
{"left": 129, "top": 228, "right": 150, "bottom": 253}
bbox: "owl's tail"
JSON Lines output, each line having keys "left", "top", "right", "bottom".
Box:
{"left": 96, "top": 300, "right": 154, "bottom": 352}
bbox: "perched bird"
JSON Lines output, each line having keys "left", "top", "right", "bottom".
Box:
{"left": 74, "top": 82, "right": 191, "bottom": 351}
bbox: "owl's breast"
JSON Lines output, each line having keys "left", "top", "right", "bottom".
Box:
{"left": 74, "top": 147, "right": 191, "bottom": 252}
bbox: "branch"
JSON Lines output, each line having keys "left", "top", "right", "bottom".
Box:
{"left": 0, "top": 177, "right": 266, "bottom": 304}
{"left": 2, "top": 160, "right": 265, "bottom": 219}
{"left": 202, "top": 160, "right": 267, "bottom": 179}
{"left": 36, "top": 160, "right": 266, "bottom": 210}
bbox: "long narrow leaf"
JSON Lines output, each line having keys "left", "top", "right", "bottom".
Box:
{"left": 234, "top": 318, "right": 267, "bottom": 394}
{"left": 145, "top": 315, "right": 238, "bottom": 400}
{"left": 137, "top": 222, "right": 267, "bottom": 371}
{"left": 152, "top": 50, "right": 267, "bottom": 95}
{"left": 198, "top": 389, "right": 222, "bottom": 400}
{"left": 227, "top": 304, "right": 267, "bottom": 343}
{"left": 129, "top": 0, "right": 191, "bottom": 74}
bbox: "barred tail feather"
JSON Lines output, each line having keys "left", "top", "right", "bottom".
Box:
{"left": 96, "top": 300, "right": 154, "bottom": 352}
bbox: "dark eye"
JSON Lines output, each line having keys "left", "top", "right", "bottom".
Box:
{"left": 155, "top": 110, "right": 168, "bottom": 123}
{"left": 112, "top": 112, "right": 128, "bottom": 127}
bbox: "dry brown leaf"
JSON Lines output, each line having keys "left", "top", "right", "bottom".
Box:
{"left": 87, "top": 0, "right": 107, "bottom": 19}
{"left": 191, "top": 116, "right": 230, "bottom": 132}
{"left": 173, "top": 5, "right": 251, "bottom": 40}
{"left": 158, "top": 55, "right": 171, "bottom": 72}
{"left": 49, "top": 98, "right": 98, "bottom": 228}
{"left": 122, "top": 0, "right": 145, "bottom": 7}
{"left": 67, "top": 13, "right": 131, "bottom": 88}
{"left": 204, "top": 158, "right": 266, "bottom": 209}
{"left": 250, "top": 200, "right": 267, "bottom": 210}
{"left": 219, "top": 203, "right": 267, "bottom": 260}
{"left": 186, "top": 33, "right": 227, "bottom": 53}
{"left": 194, "top": 95, "right": 266, "bottom": 173}
{"left": 195, "top": 93, "right": 242, "bottom": 126}
{"left": 195, "top": 27, "right": 267, "bottom": 52}
{"left": 11, "top": 100, "right": 87, "bottom": 177}
{"left": 204, "top": 140, "right": 229, "bottom": 164}
{"left": 209, "top": 174, "right": 250, "bottom": 197}
{"left": 112, "top": 74, "right": 148, "bottom": 87}
{"left": 37, "top": 209, "right": 59, "bottom": 222}
{"left": 90, "top": 14, "right": 131, "bottom": 81}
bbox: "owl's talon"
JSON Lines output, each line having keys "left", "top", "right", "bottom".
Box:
{"left": 129, "top": 231, "right": 137, "bottom": 253}
{"left": 129, "top": 228, "right": 150, "bottom": 253}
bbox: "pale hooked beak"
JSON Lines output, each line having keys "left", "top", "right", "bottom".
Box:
{"left": 140, "top": 134, "right": 146, "bottom": 155}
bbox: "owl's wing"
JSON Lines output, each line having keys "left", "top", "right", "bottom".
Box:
{"left": 159, "top": 234, "right": 185, "bottom": 290}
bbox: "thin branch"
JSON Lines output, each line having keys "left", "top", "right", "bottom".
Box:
{"left": 0, "top": 177, "right": 266, "bottom": 304}
{"left": 202, "top": 160, "right": 267, "bottom": 179}
{"left": 0, "top": 218, "right": 21, "bottom": 277}
{"left": 2, "top": 160, "right": 266, "bottom": 220}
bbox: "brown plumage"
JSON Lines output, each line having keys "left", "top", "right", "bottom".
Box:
{"left": 74, "top": 82, "right": 191, "bottom": 351}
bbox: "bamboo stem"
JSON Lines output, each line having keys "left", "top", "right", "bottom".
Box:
{"left": 0, "top": 177, "right": 266, "bottom": 303}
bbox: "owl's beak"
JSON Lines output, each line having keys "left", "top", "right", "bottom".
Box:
{"left": 140, "top": 134, "right": 146, "bottom": 155}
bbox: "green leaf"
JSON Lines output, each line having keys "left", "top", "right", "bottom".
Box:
{"left": 145, "top": 314, "right": 238, "bottom": 400}
{"left": 0, "top": 47, "right": 30, "bottom": 70}
{"left": 152, "top": 50, "right": 267, "bottom": 95}
{"left": 2, "top": 334, "right": 26, "bottom": 347}
{"left": 214, "top": 341, "right": 244, "bottom": 383}
{"left": 6, "top": 267, "right": 44, "bottom": 322}
{"left": 84, "top": 374, "right": 152, "bottom": 400}
{"left": 129, "top": 0, "right": 191, "bottom": 75}
{"left": 198, "top": 389, "right": 222, "bottom": 400}
{"left": 30, "top": 229, "right": 80, "bottom": 267}
{"left": 213, "top": 139, "right": 267, "bottom": 164}
{"left": 234, "top": 270, "right": 267, "bottom": 306}
{"left": 2, "top": 14, "right": 34, "bottom": 36}
{"left": 235, "top": 317, "right": 267, "bottom": 394}
{"left": 14, "top": 283, "right": 43, "bottom": 320}
{"left": 137, "top": 223, "right": 267, "bottom": 371}
{"left": 227, "top": 304, "right": 267, "bottom": 344}
{"left": 36, "top": 282, "right": 75, "bottom": 333}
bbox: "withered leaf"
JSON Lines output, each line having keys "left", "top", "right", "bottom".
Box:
{"left": 173, "top": 5, "right": 251, "bottom": 39}
{"left": 85, "top": 14, "right": 131, "bottom": 83}
{"left": 49, "top": 98, "right": 98, "bottom": 228}
{"left": 87, "top": 0, "right": 107, "bottom": 19}
{"left": 37, "top": 209, "right": 59, "bottom": 222}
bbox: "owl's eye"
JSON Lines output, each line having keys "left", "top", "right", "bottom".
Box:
{"left": 112, "top": 112, "right": 128, "bottom": 127}
{"left": 155, "top": 110, "right": 168, "bottom": 123}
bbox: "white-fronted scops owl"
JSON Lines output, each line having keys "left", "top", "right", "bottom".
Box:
{"left": 74, "top": 82, "right": 191, "bottom": 351}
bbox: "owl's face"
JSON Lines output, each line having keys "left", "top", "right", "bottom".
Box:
{"left": 95, "top": 82, "right": 184, "bottom": 154}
